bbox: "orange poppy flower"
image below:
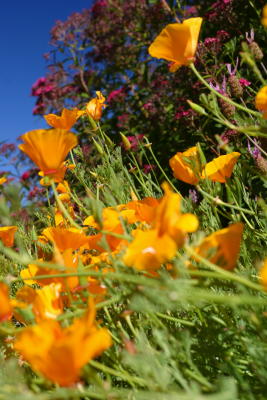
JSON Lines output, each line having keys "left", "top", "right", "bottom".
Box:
{"left": 169, "top": 146, "right": 201, "bottom": 184}
{"left": 194, "top": 223, "right": 244, "bottom": 270}
{"left": 13, "top": 283, "right": 63, "bottom": 323}
{"left": 148, "top": 18, "right": 203, "bottom": 71}
{"left": 44, "top": 108, "right": 84, "bottom": 130}
{"left": 201, "top": 152, "right": 240, "bottom": 183}
{"left": 42, "top": 227, "right": 89, "bottom": 252}
{"left": 0, "top": 177, "right": 7, "bottom": 185}
{"left": 123, "top": 228, "right": 177, "bottom": 271}
{"left": 0, "top": 226, "right": 17, "bottom": 247}
{"left": 0, "top": 283, "right": 12, "bottom": 322}
{"left": 85, "top": 91, "right": 106, "bottom": 121}
{"left": 21, "top": 249, "right": 79, "bottom": 289}
{"left": 262, "top": 5, "right": 267, "bottom": 27}
{"left": 259, "top": 258, "right": 267, "bottom": 288}
{"left": 255, "top": 86, "right": 267, "bottom": 118}
{"left": 118, "top": 197, "right": 160, "bottom": 224}
{"left": 14, "top": 301, "right": 112, "bottom": 386}
{"left": 18, "top": 129, "right": 78, "bottom": 184}
{"left": 84, "top": 206, "right": 136, "bottom": 251}
{"left": 154, "top": 183, "right": 199, "bottom": 246}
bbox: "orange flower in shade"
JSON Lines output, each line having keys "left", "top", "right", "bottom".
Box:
{"left": 123, "top": 184, "right": 198, "bottom": 271}
{"left": 169, "top": 146, "right": 201, "bottom": 185}
{"left": 84, "top": 206, "right": 137, "bottom": 251}
{"left": 123, "top": 228, "right": 177, "bottom": 271}
{"left": 118, "top": 197, "right": 160, "bottom": 225}
{"left": 259, "top": 258, "right": 267, "bottom": 288}
{"left": 85, "top": 91, "right": 106, "bottom": 121}
{"left": 193, "top": 223, "right": 244, "bottom": 270}
{"left": 54, "top": 181, "right": 74, "bottom": 227}
{"left": 0, "top": 226, "right": 17, "bottom": 247}
{"left": 18, "top": 129, "right": 78, "bottom": 184}
{"left": 0, "top": 283, "right": 12, "bottom": 322}
{"left": 21, "top": 249, "right": 80, "bottom": 289}
{"left": 262, "top": 5, "right": 267, "bottom": 27}
{"left": 201, "top": 152, "right": 241, "bottom": 183}
{"left": 255, "top": 86, "right": 267, "bottom": 118}
{"left": 170, "top": 148, "right": 240, "bottom": 184}
{"left": 148, "top": 18, "right": 203, "bottom": 72}
{"left": 14, "top": 284, "right": 63, "bottom": 323}
{"left": 14, "top": 302, "right": 112, "bottom": 386}
{"left": 42, "top": 227, "right": 89, "bottom": 252}
{"left": 154, "top": 183, "right": 199, "bottom": 246}
{"left": 0, "top": 177, "right": 7, "bottom": 185}
{"left": 44, "top": 108, "right": 84, "bottom": 130}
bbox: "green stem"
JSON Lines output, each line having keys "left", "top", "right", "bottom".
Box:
{"left": 144, "top": 137, "right": 181, "bottom": 195}
{"left": 51, "top": 181, "right": 82, "bottom": 230}
{"left": 190, "top": 63, "right": 261, "bottom": 117}
{"left": 156, "top": 312, "right": 195, "bottom": 327}
{"left": 197, "top": 185, "right": 255, "bottom": 215}
{"left": 185, "top": 246, "right": 264, "bottom": 292}
{"left": 89, "top": 360, "right": 146, "bottom": 387}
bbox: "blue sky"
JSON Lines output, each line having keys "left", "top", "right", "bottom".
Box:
{"left": 0, "top": 0, "right": 92, "bottom": 144}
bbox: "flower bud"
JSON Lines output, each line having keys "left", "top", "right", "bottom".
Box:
{"left": 219, "top": 96, "right": 236, "bottom": 118}
{"left": 249, "top": 42, "right": 264, "bottom": 61}
{"left": 228, "top": 76, "right": 243, "bottom": 98}
{"left": 187, "top": 100, "right": 207, "bottom": 115}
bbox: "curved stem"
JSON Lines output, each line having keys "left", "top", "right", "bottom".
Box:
{"left": 190, "top": 63, "right": 261, "bottom": 117}
{"left": 185, "top": 246, "right": 264, "bottom": 292}
{"left": 144, "top": 137, "right": 181, "bottom": 195}
{"left": 51, "top": 181, "right": 82, "bottom": 230}
{"left": 197, "top": 185, "right": 255, "bottom": 215}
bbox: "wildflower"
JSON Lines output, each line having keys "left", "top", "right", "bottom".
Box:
{"left": 120, "top": 197, "right": 159, "bottom": 224}
{"left": 262, "top": 5, "right": 267, "bottom": 27}
{"left": 148, "top": 17, "right": 203, "bottom": 72}
{"left": 255, "top": 86, "right": 267, "bottom": 119}
{"left": 123, "top": 228, "right": 177, "bottom": 271}
{"left": 42, "top": 227, "right": 89, "bottom": 252}
{"left": 14, "top": 301, "right": 112, "bottom": 386}
{"left": 123, "top": 184, "right": 198, "bottom": 270}
{"left": 0, "top": 283, "right": 12, "bottom": 322}
{"left": 21, "top": 249, "right": 80, "bottom": 290}
{"left": 44, "top": 108, "right": 84, "bottom": 130}
{"left": 259, "top": 258, "right": 267, "bottom": 288}
{"left": 246, "top": 29, "right": 264, "bottom": 61}
{"left": 18, "top": 129, "right": 78, "bottom": 184}
{"left": 169, "top": 146, "right": 201, "bottom": 184}
{"left": 154, "top": 183, "right": 199, "bottom": 246}
{"left": 0, "top": 226, "right": 17, "bottom": 247}
{"left": 14, "top": 283, "right": 63, "bottom": 322}
{"left": 84, "top": 206, "right": 136, "bottom": 251}
{"left": 194, "top": 223, "right": 244, "bottom": 270}
{"left": 85, "top": 91, "right": 106, "bottom": 121}
{"left": 0, "top": 177, "right": 7, "bottom": 185}
{"left": 201, "top": 152, "right": 240, "bottom": 183}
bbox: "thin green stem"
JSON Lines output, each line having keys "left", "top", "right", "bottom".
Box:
{"left": 185, "top": 246, "right": 264, "bottom": 292}
{"left": 197, "top": 185, "right": 255, "bottom": 215}
{"left": 51, "top": 181, "right": 82, "bottom": 230}
{"left": 89, "top": 360, "right": 146, "bottom": 387}
{"left": 156, "top": 312, "right": 195, "bottom": 327}
{"left": 190, "top": 63, "right": 261, "bottom": 117}
{"left": 144, "top": 137, "right": 181, "bottom": 195}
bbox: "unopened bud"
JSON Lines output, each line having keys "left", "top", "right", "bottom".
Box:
{"left": 249, "top": 42, "right": 264, "bottom": 61}
{"left": 228, "top": 76, "right": 243, "bottom": 98}
{"left": 256, "top": 155, "right": 267, "bottom": 175}
{"left": 187, "top": 100, "right": 207, "bottom": 115}
{"left": 92, "top": 138, "right": 104, "bottom": 155}
{"left": 120, "top": 132, "right": 131, "bottom": 150}
{"left": 219, "top": 96, "right": 236, "bottom": 118}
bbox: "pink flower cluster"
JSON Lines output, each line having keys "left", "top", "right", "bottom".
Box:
{"left": 107, "top": 87, "right": 127, "bottom": 103}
